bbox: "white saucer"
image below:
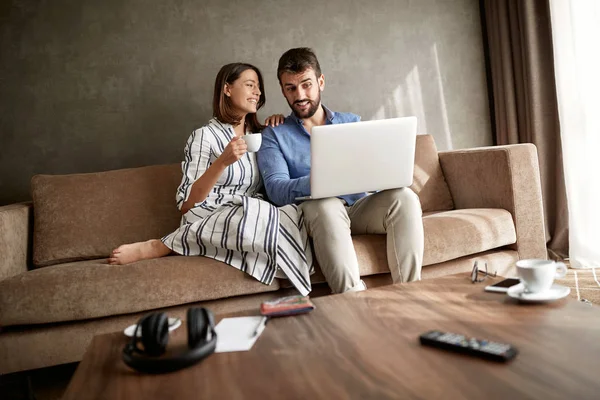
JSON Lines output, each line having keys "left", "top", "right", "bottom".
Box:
{"left": 123, "top": 317, "right": 182, "bottom": 337}
{"left": 507, "top": 283, "right": 570, "bottom": 303}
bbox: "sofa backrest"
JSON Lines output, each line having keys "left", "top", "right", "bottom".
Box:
{"left": 31, "top": 164, "right": 183, "bottom": 267}
{"left": 30, "top": 134, "right": 453, "bottom": 267}
{"left": 411, "top": 134, "right": 454, "bottom": 213}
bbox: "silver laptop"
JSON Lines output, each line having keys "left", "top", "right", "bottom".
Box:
{"left": 296, "top": 116, "right": 417, "bottom": 201}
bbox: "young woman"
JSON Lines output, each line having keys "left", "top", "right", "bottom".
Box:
{"left": 109, "top": 63, "right": 313, "bottom": 296}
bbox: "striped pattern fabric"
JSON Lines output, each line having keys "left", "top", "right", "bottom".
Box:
{"left": 162, "top": 119, "right": 314, "bottom": 295}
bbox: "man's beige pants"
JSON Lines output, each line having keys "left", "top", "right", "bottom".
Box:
{"left": 300, "top": 188, "right": 424, "bottom": 293}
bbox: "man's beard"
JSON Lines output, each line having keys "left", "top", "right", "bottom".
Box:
{"left": 289, "top": 92, "right": 321, "bottom": 119}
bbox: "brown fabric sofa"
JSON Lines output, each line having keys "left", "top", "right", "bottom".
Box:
{"left": 0, "top": 135, "right": 547, "bottom": 374}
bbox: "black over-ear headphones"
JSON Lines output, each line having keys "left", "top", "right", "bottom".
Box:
{"left": 122, "top": 307, "right": 217, "bottom": 374}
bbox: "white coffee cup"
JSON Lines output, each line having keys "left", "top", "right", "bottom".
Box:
{"left": 243, "top": 133, "right": 262, "bottom": 152}
{"left": 516, "top": 259, "right": 567, "bottom": 294}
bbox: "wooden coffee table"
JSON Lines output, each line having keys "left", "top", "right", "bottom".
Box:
{"left": 63, "top": 274, "right": 600, "bottom": 399}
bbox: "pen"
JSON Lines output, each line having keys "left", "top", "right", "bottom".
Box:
{"left": 252, "top": 316, "right": 269, "bottom": 337}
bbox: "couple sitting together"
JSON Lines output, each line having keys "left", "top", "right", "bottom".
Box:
{"left": 109, "top": 47, "right": 425, "bottom": 295}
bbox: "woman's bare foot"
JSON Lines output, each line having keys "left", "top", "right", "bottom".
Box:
{"left": 108, "top": 239, "right": 171, "bottom": 265}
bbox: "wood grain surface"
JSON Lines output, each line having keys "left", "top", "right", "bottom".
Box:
{"left": 63, "top": 274, "right": 600, "bottom": 400}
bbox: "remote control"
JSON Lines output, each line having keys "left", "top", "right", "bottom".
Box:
{"left": 419, "top": 330, "right": 518, "bottom": 362}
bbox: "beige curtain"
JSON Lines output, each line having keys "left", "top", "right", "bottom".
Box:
{"left": 482, "top": 0, "right": 568, "bottom": 259}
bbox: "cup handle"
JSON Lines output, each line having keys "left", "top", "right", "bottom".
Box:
{"left": 555, "top": 262, "right": 568, "bottom": 279}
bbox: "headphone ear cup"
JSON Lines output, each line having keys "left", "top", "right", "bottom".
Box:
{"left": 123, "top": 309, "right": 217, "bottom": 374}
{"left": 141, "top": 313, "right": 169, "bottom": 357}
{"left": 187, "top": 308, "right": 208, "bottom": 349}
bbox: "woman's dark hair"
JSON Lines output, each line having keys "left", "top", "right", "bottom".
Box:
{"left": 277, "top": 47, "right": 322, "bottom": 82}
{"left": 213, "top": 63, "right": 266, "bottom": 132}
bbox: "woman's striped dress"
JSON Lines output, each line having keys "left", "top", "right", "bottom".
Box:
{"left": 161, "top": 118, "right": 314, "bottom": 295}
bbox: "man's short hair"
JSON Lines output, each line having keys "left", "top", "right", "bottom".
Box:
{"left": 277, "top": 47, "right": 322, "bottom": 83}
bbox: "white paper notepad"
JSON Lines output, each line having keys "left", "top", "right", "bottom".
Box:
{"left": 214, "top": 316, "right": 266, "bottom": 353}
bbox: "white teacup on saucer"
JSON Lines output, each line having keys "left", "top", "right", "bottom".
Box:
{"left": 516, "top": 259, "right": 567, "bottom": 294}
{"left": 508, "top": 259, "right": 570, "bottom": 303}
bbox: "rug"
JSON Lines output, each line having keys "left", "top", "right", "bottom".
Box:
{"left": 555, "top": 267, "right": 600, "bottom": 306}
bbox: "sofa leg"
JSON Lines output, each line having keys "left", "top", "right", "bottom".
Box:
{"left": 27, "top": 374, "right": 37, "bottom": 400}
{"left": 0, "top": 371, "right": 36, "bottom": 400}
{"left": 0, "top": 363, "right": 77, "bottom": 400}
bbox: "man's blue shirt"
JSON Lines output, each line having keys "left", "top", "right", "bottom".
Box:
{"left": 257, "top": 105, "right": 367, "bottom": 206}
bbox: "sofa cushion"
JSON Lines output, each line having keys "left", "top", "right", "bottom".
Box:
{"left": 411, "top": 135, "right": 454, "bottom": 212}
{"left": 0, "top": 256, "right": 280, "bottom": 327}
{"left": 31, "top": 164, "right": 182, "bottom": 267}
{"left": 352, "top": 208, "right": 517, "bottom": 276}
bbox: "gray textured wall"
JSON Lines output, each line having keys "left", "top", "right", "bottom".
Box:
{"left": 0, "top": 0, "right": 491, "bottom": 206}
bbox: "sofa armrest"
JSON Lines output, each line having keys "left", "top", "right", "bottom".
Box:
{"left": 0, "top": 203, "right": 32, "bottom": 280}
{"left": 438, "top": 144, "right": 546, "bottom": 260}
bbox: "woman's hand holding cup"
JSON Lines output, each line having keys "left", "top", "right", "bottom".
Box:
{"left": 219, "top": 136, "right": 247, "bottom": 166}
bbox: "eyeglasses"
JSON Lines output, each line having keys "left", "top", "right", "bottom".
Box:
{"left": 471, "top": 261, "right": 497, "bottom": 283}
